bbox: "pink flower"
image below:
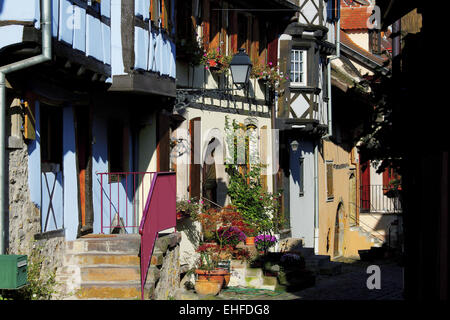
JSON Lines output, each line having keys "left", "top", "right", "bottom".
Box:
{"left": 200, "top": 200, "right": 204, "bottom": 204}
{"left": 269, "top": 62, "right": 273, "bottom": 66}
{"left": 187, "top": 200, "right": 191, "bottom": 203}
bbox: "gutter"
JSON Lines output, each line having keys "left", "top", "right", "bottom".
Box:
{"left": 0, "top": 0, "right": 52, "bottom": 254}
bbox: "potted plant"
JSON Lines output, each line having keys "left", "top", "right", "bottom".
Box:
{"left": 194, "top": 243, "right": 230, "bottom": 294}
{"left": 176, "top": 198, "right": 201, "bottom": 221}
{"left": 254, "top": 234, "right": 278, "bottom": 254}
{"left": 250, "top": 61, "right": 289, "bottom": 88}
{"left": 200, "top": 47, "right": 233, "bottom": 74}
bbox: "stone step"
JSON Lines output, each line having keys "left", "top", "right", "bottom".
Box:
{"left": 64, "top": 252, "right": 140, "bottom": 266}
{"left": 80, "top": 266, "right": 141, "bottom": 282}
{"left": 304, "top": 255, "right": 330, "bottom": 268}
{"left": 76, "top": 281, "right": 144, "bottom": 300}
{"left": 292, "top": 247, "right": 314, "bottom": 257}
{"left": 319, "top": 261, "right": 343, "bottom": 275}
{"left": 245, "top": 268, "right": 264, "bottom": 288}
{"left": 259, "top": 276, "right": 278, "bottom": 291}
{"left": 66, "top": 234, "right": 141, "bottom": 255}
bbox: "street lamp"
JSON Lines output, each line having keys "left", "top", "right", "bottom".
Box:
{"left": 290, "top": 140, "right": 299, "bottom": 152}
{"left": 229, "top": 49, "right": 252, "bottom": 89}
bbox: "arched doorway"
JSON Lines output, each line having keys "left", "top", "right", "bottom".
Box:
{"left": 202, "top": 138, "right": 218, "bottom": 204}
{"left": 334, "top": 202, "right": 345, "bottom": 257}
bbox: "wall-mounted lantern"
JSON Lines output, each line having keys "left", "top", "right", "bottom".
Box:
{"left": 290, "top": 140, "right": 299, "bottom": 152}
{"left": 229, "top": 49, "right": 253, "bottom": 89}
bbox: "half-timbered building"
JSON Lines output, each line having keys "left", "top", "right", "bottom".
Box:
{"left": 274, "top": 0, "right": 340, "bottom": 251}
{"left": 1, "top": 0, "right": 178, "bottom": 298}
{"left": 172, "top": 0, "right": 297, "bottom": 266}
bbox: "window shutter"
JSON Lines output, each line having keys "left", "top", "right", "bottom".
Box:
{"left": 326, "top": 162, "right": 334, "bottom": 199}
{"left": 260, "top": 126, "right": 268, "bottom": 192}
{"left": 209, "top": 1, "right": 220, "bottom": 50}
{"left": 229, "top": 9, "right": 238, "bottom": 54}
{"left": 202, "top": 0, "right": 210, "bottom": 51}
{"left": 277, "top": 40, "right": 291, "bottom": 118}
{"left": 267, "top": 22, "right": 278, "bottom": 66}
{"left": 251, "top": 17, "right": 259, "bottom": 64}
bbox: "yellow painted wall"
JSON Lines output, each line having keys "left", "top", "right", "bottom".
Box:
{"left": 318, "top": 139, "right": 373, "bottom": 258}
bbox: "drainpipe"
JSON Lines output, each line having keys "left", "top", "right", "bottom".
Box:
{"left": 0, "top": 0, "right": 52, "bottom": 254}
{"left": 313, "top": 16, "right": 341, "bottom": 254}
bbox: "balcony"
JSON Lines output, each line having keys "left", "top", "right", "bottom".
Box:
{"left": 0, "top": 0, "right": 111, "bottom": 86}
{"left": 360, "top": 184, "right": 402, "bottom": 214}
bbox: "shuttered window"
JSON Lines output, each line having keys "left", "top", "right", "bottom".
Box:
{"left": 151, "top": 0, "right": 161, "bottom": 24}
{"left": 326, "top": 161, "right": 334, "bottom": 201}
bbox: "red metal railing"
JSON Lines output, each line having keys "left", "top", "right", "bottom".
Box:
{"left": 360, "top": 184, "right": 402, "bottom": 213}
{"left": 139, "top": 172, "right": 176, "bottom": 300}
{"left": 97, "top": 171, "right": 177, "bottom": 300}
{"left": 97, "top": 172, "right": 156, "bottom": 234}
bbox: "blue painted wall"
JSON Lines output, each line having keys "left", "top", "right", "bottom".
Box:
{"left": 27, "top": 101, "right": 41, "bottom": 209}
{"left": 1, "top": 0, "right": 176, "bottom": 80}
{"left": 289, "top": 140, "right": 316, "bottom": 247}
{"left": 91, "top": 108, "right": 135, "bottom": 234}
{"left": 62, "top": 105, "right": 79, "bottom": 240}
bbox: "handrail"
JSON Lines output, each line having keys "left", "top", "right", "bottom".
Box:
{"left": 139, "top": 171, "right": 176, "bottom": 300}
{"left": 200, "top": 196, "right": 224, "bottom": 210}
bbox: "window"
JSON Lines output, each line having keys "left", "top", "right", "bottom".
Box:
{"left": 290, "top": 49, "right": 307, "bottom": 86}
{"left": 326, "top": 0, "right": 340, "bottom": 22}
{"left": 299, "top": 157, "right": 304, "bottom": 197}
{"left": 40, "top": 104, "right": 63, "bottom": 168}
{"left": 326, "top": 161, "right": 334, "bottom": 201}
{"left": 107, "top": 120, "right": 129, "bottom": 181}
{"left": 87, "top": 0, "right": 101, "bottom": 14}
{"left": 237, "top": 13, "right": 248, "bottom": 52}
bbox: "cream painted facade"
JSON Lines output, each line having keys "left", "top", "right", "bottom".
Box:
{"left": 174, "top": 62, "right": 276, "bottom": 267}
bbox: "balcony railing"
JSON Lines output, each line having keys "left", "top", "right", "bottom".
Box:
{"left": 360, "top": 184, "right": 402, "bottom": 213}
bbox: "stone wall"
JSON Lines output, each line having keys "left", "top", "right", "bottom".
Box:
{"left": 7, "top": 113, "right": 65, "bottom": 289}
{"left": 8, "top": 141, "right": 40, "bottom": 255}
{"left": 146, "top": 232, "right": 182, "bottom": 300}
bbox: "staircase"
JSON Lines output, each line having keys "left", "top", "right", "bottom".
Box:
{"left": 349, "top": 225, "right": 383, "bottom": 247}
{"left": 55, "top": 234, "right": 144, "bottom": 300}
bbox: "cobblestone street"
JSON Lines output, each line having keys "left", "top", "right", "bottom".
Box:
{"left": 218, "top": 258, "right": 404, "bottom": 301}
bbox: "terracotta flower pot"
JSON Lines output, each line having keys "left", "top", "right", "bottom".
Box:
{"left": 194, "top": 279, "right": 222, "bottom": 295}
{"left": 195, "top": 269, "right": 230, "bottom": 287}
{"left": 245, "top": 236, "right": 255, "bottom": 245}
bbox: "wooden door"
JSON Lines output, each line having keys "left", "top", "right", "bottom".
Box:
{"left": 349, "top": 171, "right": 357, "bottom": 225}
{"left": 75, "top": 106, "right": 94, "bottom": 235}
{"left": 360, "top": 160, "right": 371, "bottom": 211}
{"left": 189, "top": 117, "right": 201, "bottom": 200}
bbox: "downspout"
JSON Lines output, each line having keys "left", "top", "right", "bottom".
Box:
{"left": 313, "top": 14, "right": 340, "bottom": 254}
{"left": 0, "top": 0, "right": 52, "bottom": 254}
